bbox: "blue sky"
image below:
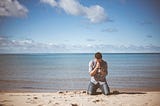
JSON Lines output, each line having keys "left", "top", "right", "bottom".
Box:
{"left": 0, "top": 0, "right": 160, "bottom": 53}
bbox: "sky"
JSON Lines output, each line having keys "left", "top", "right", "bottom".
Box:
{"left": 0, "top": 0, "right": 160, "bottom": 53}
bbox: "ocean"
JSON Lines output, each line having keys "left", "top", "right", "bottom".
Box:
{"left": 0, "top": 53, "right": 160, "bottom": 92}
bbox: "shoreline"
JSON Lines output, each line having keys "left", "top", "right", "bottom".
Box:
{"left": 0, "top": 87, "right": 160, "bottom": 93}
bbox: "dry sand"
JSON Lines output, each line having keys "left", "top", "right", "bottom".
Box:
{"left": 0, "top": 90, "right": 160, "bottom": 106}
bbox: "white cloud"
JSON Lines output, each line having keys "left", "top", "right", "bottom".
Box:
{"left": 40, "top": 0, "right": 57, "bottom": 7}
{"left": 84, "top": 5, "right": 107, "bottom": 23}
{"left": 40, "top": 0, "right": 107, "bottom": 23}
{"left": 0, "top": 0, "right": 28, "bottom": 17}
{"left": 59, "top": 0, "right": 84, "bottom": 15}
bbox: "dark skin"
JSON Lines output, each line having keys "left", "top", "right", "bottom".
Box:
{"left": 89, "top": 58, "right": 107, "bottom": 77}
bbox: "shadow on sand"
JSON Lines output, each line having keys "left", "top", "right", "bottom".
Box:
{"left": 94, "top": 90, "right": 146, "bottom": 95}
{"left": 110, "top": 90, "right": 146, "bottom": 95}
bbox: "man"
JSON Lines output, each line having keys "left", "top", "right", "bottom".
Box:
{"left": 87, "top": 52, "right": 110, "bottom": 95}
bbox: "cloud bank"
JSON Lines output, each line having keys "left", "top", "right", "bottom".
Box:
{"left": 40, "top": 0, "right": 107, "bottom": 23}
{"left": 0, "top": 0, "right": 28, "bottom": 17}
{"left": 0, "top": 36, "right": 160, "bottom": 53}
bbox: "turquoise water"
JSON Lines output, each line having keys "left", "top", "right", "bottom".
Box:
{"left": 0, "top": 53, "right": 160, "bottom": 92}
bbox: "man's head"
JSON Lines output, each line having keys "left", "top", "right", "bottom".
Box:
{"left": 95, "top": 52, "right": 102, "bottom": 62}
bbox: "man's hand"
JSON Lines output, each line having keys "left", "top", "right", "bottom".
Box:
{"left": 89, "top": 61, "right": 100, "bottom": 76}
{"left": 95, "top": 62, "right": 100, "bottom": 69}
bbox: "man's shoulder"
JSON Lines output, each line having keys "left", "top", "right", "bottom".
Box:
{"left": 102, "top": 60, "right": 107, "bottom": 64}
{"left": 89, "top": 59, "right": 96, "bottom": 65}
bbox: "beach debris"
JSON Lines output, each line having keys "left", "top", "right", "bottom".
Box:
{"left": 57, "top": 91, "right": 63, "bottom": 94}
{"left": 93, "top": 99, "right": 100, "bottom": 103}
{"left": 33, "top": 97, "right": 38, "bottom": 99}
{"left": 81, "top": 90, "right": 86, "bottom": 93}
{"left": 71, "top": 103, "right": 78, "bottom": 106}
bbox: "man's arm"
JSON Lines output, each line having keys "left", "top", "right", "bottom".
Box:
{"left": 89, "top": 67, "right": 98, "bottom": 76}
{"left": 89, "top": 61, "right": 99, "bottom": 76}
{"left": 100, "top": 69, "right": 107, "bottom": 76}
{"left": 100, "top": 62, "right": 108, "bottom": 76}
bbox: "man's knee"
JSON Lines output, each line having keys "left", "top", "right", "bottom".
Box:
{"left": 87, "top": 82, "right": 97, "bottom": 95}
{"left": 102, "top": 90, "right": 110, "bottom": 95}
{"left": 87, "top": 91, "right": 95, "bottom": 95}
{"left": 101, "top": 83, "right": 110, "bottom": 95}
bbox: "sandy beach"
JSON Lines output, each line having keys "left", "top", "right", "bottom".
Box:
{"left": 0, "top": 90, "right": 160, "bottom": 106}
